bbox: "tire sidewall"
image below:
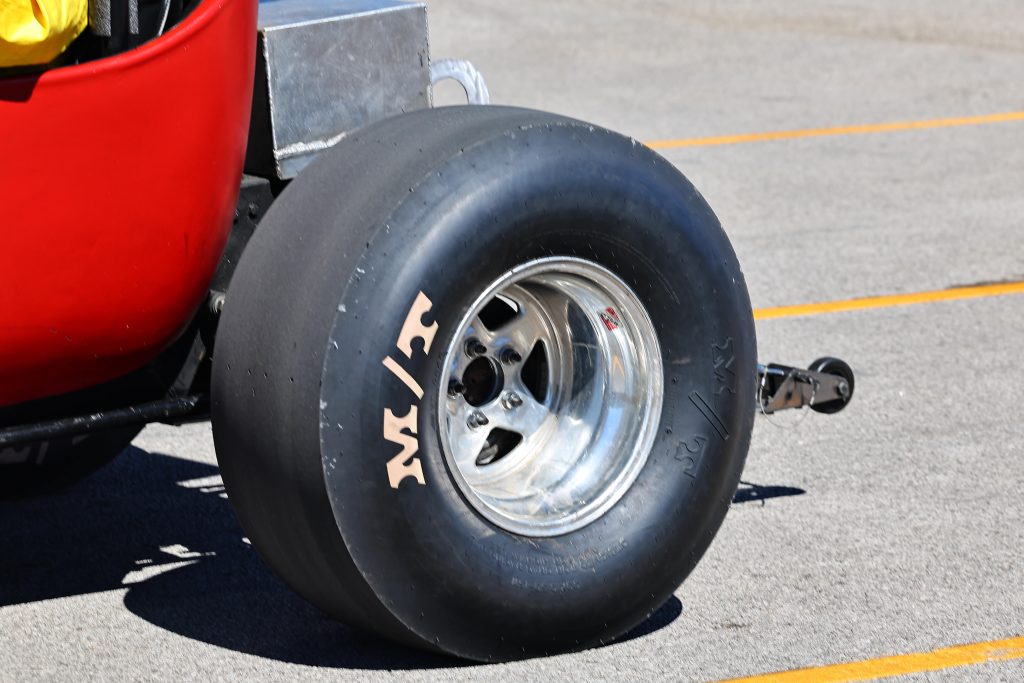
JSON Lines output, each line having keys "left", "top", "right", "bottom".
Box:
{"left": 318, "top": 124, "right": 755, "bottom": 657}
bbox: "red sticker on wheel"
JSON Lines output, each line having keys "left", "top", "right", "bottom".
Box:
{"left": 600, "top": 307, "right": 621, "bottom": 331}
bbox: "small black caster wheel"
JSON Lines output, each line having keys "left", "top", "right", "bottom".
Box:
{"left": 808, "top": 357, "right": 854, "bottom": 414}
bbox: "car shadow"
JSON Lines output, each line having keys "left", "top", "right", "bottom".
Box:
{"left": 0, "top": 446, "right": 682, "bottom": 669}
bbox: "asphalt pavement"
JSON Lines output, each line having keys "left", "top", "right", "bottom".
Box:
{"left": 2, "top": 1, "right": 1023, "bottom": 680}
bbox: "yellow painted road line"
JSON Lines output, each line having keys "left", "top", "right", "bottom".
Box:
{"left": 754, "top": 281, "right": 1024, "bottom": 321}
{"left": 718, "top": 635, "right": 1024, "bottom": 683}
{"left": 646, "top": 111, "right": 1024, "bottom": 149}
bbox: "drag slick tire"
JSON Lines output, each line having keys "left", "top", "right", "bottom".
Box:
{"left": 212, "top": 106, "right": 756, "bottom": 660}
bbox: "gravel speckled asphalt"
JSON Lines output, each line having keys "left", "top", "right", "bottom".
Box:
{"left": 2, "top": 1, "right": 1023, "bottom": 680}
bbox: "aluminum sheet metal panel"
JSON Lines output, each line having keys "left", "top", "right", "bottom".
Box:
{"left": 247, "top": 0, "right": 431, "bottom": 179}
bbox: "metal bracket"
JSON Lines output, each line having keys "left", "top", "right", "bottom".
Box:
{"left": 757, "top": 363, "right": 852, "bottom": 414}
{"left": 430, "top": 58, "right": 491, "bottom": 105}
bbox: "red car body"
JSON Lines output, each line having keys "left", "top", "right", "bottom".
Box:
{"left": 0, "top": 0, "right": 257, "bottom": 407}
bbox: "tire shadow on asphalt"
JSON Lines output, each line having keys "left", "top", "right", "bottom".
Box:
{"left": 0, "top": 447, "right": 683, "bottom": 669}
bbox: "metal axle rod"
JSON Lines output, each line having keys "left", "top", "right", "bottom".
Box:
{"left": 0, "top": 396, "right": 209, "bottom": 448}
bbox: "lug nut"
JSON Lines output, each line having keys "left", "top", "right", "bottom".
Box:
{"left": 502, "top": 391, "right": 523, "bottom": 410}
{"left": 465, "top": 338, "right": 487, "bottom": 358}
{"left": 447, "top": 380, "right": 465, "bottom": 398}
{"left": 500, "top": 348, "right": 522, "bottom": 365}
{"left": 467, "top": 410, "right": 489, "bottom": 429}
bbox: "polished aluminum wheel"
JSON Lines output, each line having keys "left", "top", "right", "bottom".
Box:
{"left": 438, "top": 257, "right": 663, "bottom": 537}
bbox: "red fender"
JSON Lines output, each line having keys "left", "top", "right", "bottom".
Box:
{"left": 0, "top": 0, "right": 257, "bottom": 407}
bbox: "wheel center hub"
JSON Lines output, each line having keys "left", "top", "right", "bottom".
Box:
{"left": 461, "top": 356, "right": 504, "bottom": 407}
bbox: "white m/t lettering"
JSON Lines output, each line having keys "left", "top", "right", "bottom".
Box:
{"left": 384, "top": 405, "right": 425, "bottom": 489}
{"left": 396, "top": 291, "right": 438, "bottom": 359}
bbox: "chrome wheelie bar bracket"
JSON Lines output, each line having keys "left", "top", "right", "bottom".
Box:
{"left": 757, "top": 362, "right": 853, "bottom": 415}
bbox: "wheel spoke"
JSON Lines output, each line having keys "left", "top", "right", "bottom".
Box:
{"left": 491, "top": 285, "right": 552, "bottom": 359}
{"left": 501, "top": 311, "right": 547, "bottom": 357}
{"left": 483, "top": 383, "right": 550, "bottom": 437}
{"left": 446, "top": 399, "right": 492, "bottom": 471}
{"left": 467, "top": 314, "right": 497, "bottom": 346}
{"left": 445, "top": 383, "right": 553, "bottom": 476}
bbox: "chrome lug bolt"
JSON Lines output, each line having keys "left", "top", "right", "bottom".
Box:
{"left": 502, "top": 391, "right": 523, "bottom": 410}
{"left": 467, "top": 410, "right": 489, "bottom": 429}
{"left": 465, "top": 338, "right": 487, "bottom": 358}
{"left": 448, "top": 380, "right": 465, "bottom": 398}
{"left": 500, "top": 348, "right": 522, "bottom": 364}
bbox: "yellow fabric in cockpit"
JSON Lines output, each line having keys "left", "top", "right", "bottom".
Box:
{"left": 0, "top": 0, "right": 87, "bottom": 67}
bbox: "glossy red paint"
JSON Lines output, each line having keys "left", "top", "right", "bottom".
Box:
{"left": 0, "top": 0, "right": 257, "bottom": 407}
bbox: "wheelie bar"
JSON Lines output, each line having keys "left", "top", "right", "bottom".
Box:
{"left": 756, "top": 357, "right": 854, "bottom": 415}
